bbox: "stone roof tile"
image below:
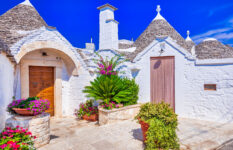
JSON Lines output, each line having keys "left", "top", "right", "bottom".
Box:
{"left": 129, "top": 19, "right": 190, "bottom": 61}
{"left": 195, "top": 40, "right": 233, "bottom": 59}
{"left": 0, "top": 3, "right": 47, "bottom": 47}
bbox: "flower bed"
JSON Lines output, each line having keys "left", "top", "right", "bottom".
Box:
{"left": 0, "top": 126, "right": 36, "bottom": 150}
{"left": 7, "top": 97, "right": 50, "bottom": 116}
{"left": 5, "top": 113, "right": 50, "bottom": 148}
{"left": 98, "top": 103, "right": 141, "bottom": 125}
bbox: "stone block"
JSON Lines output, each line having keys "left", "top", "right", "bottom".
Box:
{"left": 5, "top": 113, "right": 50, "bottom": 148}
{"left": 98, "top": 104, "right": 141, "bottom": 125}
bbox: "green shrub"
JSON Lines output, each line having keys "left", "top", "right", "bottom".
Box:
{"left": 83, "top": 75, "right": 139, "bottom": 107}
{"left": 121, "top": 78, "right": 139, "bottom": 106}
{"left": 136, "top": 102, "right": 179, "bottom": 150}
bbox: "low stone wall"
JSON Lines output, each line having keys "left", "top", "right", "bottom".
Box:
{"left": 99, "top": 104, "right": 141, "bottom": 125}
{"left": 5, "top": 113, "right": 50, "bottom": 148}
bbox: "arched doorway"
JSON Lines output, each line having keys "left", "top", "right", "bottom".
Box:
{"left": 16, "top": 41, "right": 81, "bottom": 117}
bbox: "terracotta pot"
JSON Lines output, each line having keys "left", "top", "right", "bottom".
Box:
{"left": 138, "top": 118, "right": 149, "bottom": 142}
{"left": 82, "top": 114, "right": 98, "bottom": 122}
{"left": 12, "top": 108, "right": 34, "bottom": 116}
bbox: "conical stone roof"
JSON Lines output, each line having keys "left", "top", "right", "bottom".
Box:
{"left": 0, "top": 1, "right": 48, "bottom": 49}
{"left": 130, "top": 19, "right": 190, "bottom": 60}
{"left": 195, "top": 39, "right": 233, "bottom": 59}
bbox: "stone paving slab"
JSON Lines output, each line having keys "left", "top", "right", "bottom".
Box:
{"left": 38, "top": 117, "right": 233, "bottom": 150}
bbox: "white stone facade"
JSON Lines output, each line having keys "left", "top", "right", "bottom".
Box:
{"left": 105, "top": 38, "right": 233, "bottom": 123}
{"left": 0, "top": 27, "right": 93, "bottom": 131}
{"left": 1, "top": 2, "right": 233, "bottom": 134}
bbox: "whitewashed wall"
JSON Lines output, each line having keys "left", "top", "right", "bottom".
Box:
{"left": 133, "top": 39, "right": 233, "bottom": 123}
{"left": 68, "top": 66, "right": 94, "bottom": 116}
{"left": 99, "top": 8, "right": 119, "bottom": 50}
{"left": 0, "top": 53, "right": 14, "bottom": 131}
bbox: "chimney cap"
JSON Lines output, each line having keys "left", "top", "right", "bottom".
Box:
{"left": 97, "top": 3, "right": 118, "bottom": 11}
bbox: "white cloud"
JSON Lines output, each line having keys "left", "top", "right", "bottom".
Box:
{"left": 214, "top": 32, "right": 233, "bottom": 40}
{"left": 191, "top": 28, "right": 232, "bottom": 43}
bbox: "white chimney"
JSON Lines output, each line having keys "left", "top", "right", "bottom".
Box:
{"left": 97, "top": 4, "right": 119, "bottom": 50}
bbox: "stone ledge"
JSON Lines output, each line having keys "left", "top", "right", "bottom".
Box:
{"left": 99, "top": 103, "right": 141, "bottom": 113}
{"left": 98, "top": 103, "right": 141, "bottom": 126}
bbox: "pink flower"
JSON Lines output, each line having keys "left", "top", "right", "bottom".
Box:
{"left": 100, "top": 70, "right": 106, "bottom": 75}
{"left": 98, "top": 64, "right": 104, "bottom": 68}
{"left": 0, "top": 144, "right": 7, "bottom": 149}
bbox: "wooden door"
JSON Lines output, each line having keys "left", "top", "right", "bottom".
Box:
{"left": 29, "top": 66, "right": 55, "bottom": 116}
{"left": 150, "top": 56, "right": 175, "bottom": 110}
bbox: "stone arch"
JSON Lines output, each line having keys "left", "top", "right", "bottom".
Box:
{"left": 14, "top": 41, "right": 81, "bottom": 75}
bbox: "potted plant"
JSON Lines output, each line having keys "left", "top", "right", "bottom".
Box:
{"left": 0, "top": 126, "right": 36, "bottom": 150}
{"left": 135, "top": 102, "right": 180, "bottom": 150}
{"left": 7, "top": 97, "right": 50, "bottom": 116}
{"left": 75, "top": 100, "right": 98, "bottom": 122}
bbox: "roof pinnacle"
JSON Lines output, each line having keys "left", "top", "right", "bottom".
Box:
{"left": 156, "top": 5, "right": 161, "bottom": 13}
{"left": 154, "top": 5, "right": 165, "bottom": 21}
{"left": 185, "top": 30, "right": 193, "bottom": 42}
{"left": 21, "top": 0, "right": 33, "bottom": 7}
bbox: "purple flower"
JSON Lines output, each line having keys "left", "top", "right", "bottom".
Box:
{"left": 100, "top": 70, "right": 106, "bottom": 75}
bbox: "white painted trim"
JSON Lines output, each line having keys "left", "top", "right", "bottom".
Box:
{"left": 133, "top": 37, "right": 233, "bottom": 65}
{"left": 196, "top": 58, "right": 233, "bottom": 65}
{"left": 10, "top": 27, "right": 88, "bottom": 73}
{"left": 133, "top": 40, "right": 160, "bottom": 62}
{"left": 133, "top": 37, "right": 196, "bottom": 62}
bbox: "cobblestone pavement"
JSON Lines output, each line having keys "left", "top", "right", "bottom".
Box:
{"left": 38, "top": 117, "right": 233, "bottom": 150}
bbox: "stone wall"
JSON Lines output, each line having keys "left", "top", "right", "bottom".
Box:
{"left": 99, "top": 104, "right": 141, "bottom": 125}
{"left": 5, "top": 113, "right": 50, "bottom": 148}
{"left": 0, "top": 52, "right": 14, "bottom": 132}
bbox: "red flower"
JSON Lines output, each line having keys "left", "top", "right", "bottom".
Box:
{"left": 26, "top": 132, "right": 32, "bottom": 135}
{"left": 13, "top": 144, "right": 20, "bottom": 149}
{"left": 7, "top": 141, "right": 14, "bottom": 145}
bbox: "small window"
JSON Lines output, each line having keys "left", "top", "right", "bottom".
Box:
{"left": 204, "top": 84, "right": 216, "bottom": 91}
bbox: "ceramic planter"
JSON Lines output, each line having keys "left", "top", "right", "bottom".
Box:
{"left": 12, "top": 108, "right": 34, "bottom": 116}
{"left": 138, "top": 118, "right": 149, "bottom": 142}
{"left": 82, "top": 114, "right": 98, "bottom": 122}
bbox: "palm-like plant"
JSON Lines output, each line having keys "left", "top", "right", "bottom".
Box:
{"left": 83, "top": 75, "right": 139, "bottom": 105}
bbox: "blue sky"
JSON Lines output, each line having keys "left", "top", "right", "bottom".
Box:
{"left": 0, "top": 0, "right": 233, "bottom": 49}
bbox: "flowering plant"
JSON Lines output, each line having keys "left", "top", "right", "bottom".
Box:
{"left": 27, "top": 99, "right": 50, "bottom": 115}
{"left": 93, "top": 53, "right": 125, "bottom": 76}
{"left": 0, "top": 126, "right": 36, "bottom": 150}
{"left": 7, "top": 97, "right": 50, "bottom": 115}
{"left": 75, "top": 100, "right": 98, "bottom": 118}
{"left": 100, "top": 101, "right": 123, "bottom": 110}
